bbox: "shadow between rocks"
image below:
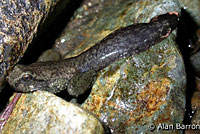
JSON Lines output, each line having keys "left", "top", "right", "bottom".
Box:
{"left": 19, "top": 0, "right": 83, "bottom": 65}
{"left": 0, "top": 0, "right": 83, "bottom": 115}
{"left": 176, "top": 9, "right": 199, "bottom": 126}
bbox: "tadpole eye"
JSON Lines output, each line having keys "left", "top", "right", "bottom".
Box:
{"left": 22, "top": 73, "right": 33, "bottom": 81}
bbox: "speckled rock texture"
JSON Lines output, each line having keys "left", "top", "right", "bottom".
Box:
{"left": 54, "top": 0, "right": 181, "bottom": 58}
{"left": 52, "top": 0, "right": 186, "bottom": 134}
{"left": 1, "top": 0, "right": 189, "bottom": 133}
{"left": 0, "top": 0, "right": 70, "bottom": 91}
{"left": 185, "top": 78, "right": 200, "bottom": 134}
{"left": 185, "top": 109, "right": 200, "bottom": 134}
{"left": 191, "top": 90, "right": 200, "bottom": 111}
{"left": 1, "top": 91, "right": 105, "bottom": 134}
{"left": 82, "top": 34, "right": 186, "bottom": 134}
{"left": 185, "top": 130, "right": 200, "bottom": 134}
{"left": 191, "top": 109, "right": 200, "bottom": 125}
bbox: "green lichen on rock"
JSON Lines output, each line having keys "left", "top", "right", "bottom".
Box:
{"left": 52, "top": 0, "right": 186, "bottom": 133}
{"left": 54, "top": 0, "right": 181, "bottom": 58}
{"left": 1, "top": 91, "right": 105, "bottom": 134}
{"left": 82, "top": 33, "right": 186, "bottom": 134}
{"left": 2, "top": 0, "right": 188, "bottom": 133}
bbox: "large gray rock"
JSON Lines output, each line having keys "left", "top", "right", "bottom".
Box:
{"left": 0, "top": 0, "right": 70, "bottom": 91}
{"left": 54, "top": 0, "right": 181, "bottom": 58}
{"left": 1, "top": 91, "right": 106, "bottom": 134}
{"left": 51, "top": 0, "right": 186, "bottom": 134}
{"left": 52, "top": 0, "right": 186, "bottom": 133}
{"left": 82, "top": 33, "right": 186, "bottom": 134}
{"left": 2, "top": 0, "right": 188, "bottom": 133}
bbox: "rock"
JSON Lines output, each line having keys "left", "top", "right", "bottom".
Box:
{"left": 185, "top": 109, "right": 200, "bottom": 134}
{"left": 52, "top": 0, "right": 186, "bottom": 133}
{"left": 185, "top": 130, "right": 200, "bottom": 134}
{"left": 37, "top": 49, "right": 61, "bottom": 62}
{"left": 82, "top": 33, "right": 186, "bottom": 134}
{"left": 191, "top": 90, "right": 200, "bottom": 111}
{"left": 185, "top": 78, "right": 200, "bottom": 134}
{"left": 195, "top": 77, "right": 200, "bottom": 91}
{"left": 2, "top": 0, "right": 188, "bottom": 133}
{"left": 190, "top": 30, "right": 200, "bottom": 77}
{"left": 0, "top": 0, "right": 71, "bottom": 91}
{"left": 190, "top": 50, "right": 200, "bottom": 78}
{"left": 54, "top": 0, "right": 181, "bottom": 58}
{"left": 191, "top": 109, "right": 200, "bottom": 125}
{"left": 1, "top": 91, "right": 106, "bottom": 134}
{"left": 178, "top": 0, "right": 200, "bottom": 26}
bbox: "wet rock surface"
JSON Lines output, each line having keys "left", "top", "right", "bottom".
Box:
{"left": 82, "top": 33, "right": 186, "bottom": 134}
{"left": 1, "top": 91, "right": 106, "bottom": 134}
{"left": 186, "top": 98, "right": 200, "bottom": 134}
{"left": 54, "top": 0, "right": 181, "bottom": 58}
{"left": 50, "top": 1, "right": 186, "bottom": 133}
{"left": 2, "top": 0, "right": 200, "bottom": 133}
{"left": 52, "top": 0, "right": 186, "bottom": 133}
{"left": 191, "top": 90, "right": 200, "bottom": 111}
{"left": 192, "top": 109, "right": 200, "bottom": 125}
{"left": 0, "top": 0, "right": 71, "bottom": 91}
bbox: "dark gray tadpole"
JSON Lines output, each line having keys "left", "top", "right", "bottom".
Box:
{"left": 7, "top": 12, "right": 179, "bottom": 97}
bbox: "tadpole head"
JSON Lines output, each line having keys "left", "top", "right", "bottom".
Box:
{"left": 7, "top": 64, "right": 65, "bottom": 94}
{"left": 151, "top": 12, "right": 180, "bottom": 31}
{"left": 7, "top": 65, "right": 41, "bottom": 92}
